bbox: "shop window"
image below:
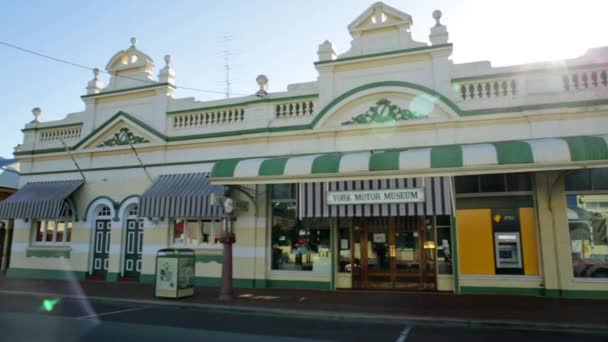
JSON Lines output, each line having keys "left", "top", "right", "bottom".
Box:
{"left": 455, "top": 173, "right": 531, "bottom": 194}
{"left": 435, "top": 216, "right": 453, "bottom": 274}
{"left": 171, "top": 219, "right": 221, "bottom": 248}
{"left": 567, "top": 194, "right": 608, "bottom": 279}
{"left": 32, "top": 206, "right": 73, "bottom": 246}
{"left": 566, "top": 168, "right": 608, "bottom": 191}
{"left": 505, "top": 173, "right": 532, "bottom": 192}
{"left": 270, "top": 184, "right": 331, "bottom": 272}
{"left": 480, "top": 174, "right": 506, "bottom": 192}
{"left": 455, "top": 176, "right": 478, "bottom": 193}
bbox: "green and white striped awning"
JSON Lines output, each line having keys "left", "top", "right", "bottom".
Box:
{"left": 210, "top": 135, "right": 608, "bottom": 184}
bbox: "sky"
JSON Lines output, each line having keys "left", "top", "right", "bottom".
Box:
{"left": 1, "top": 0, "right": 607, "bottom": 157}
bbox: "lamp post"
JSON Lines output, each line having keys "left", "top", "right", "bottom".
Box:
{"left": 219, "top": 197, "right": 236, "bottom": 301}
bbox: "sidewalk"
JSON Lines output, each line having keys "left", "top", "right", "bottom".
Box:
{"left": 1, "top": 276, "right": 607, "bottom": 332}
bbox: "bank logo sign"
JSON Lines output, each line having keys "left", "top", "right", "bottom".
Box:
{"left": 327, "top": 189, "right": 425, "bottom": 205}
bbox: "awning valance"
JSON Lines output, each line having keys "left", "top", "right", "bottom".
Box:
{"left": 210, "top": 135, "right": 608, "bottom": 184}
{"left": 0, "top": 180, "right": 83, "bottom": 219}
{"left": 139, "top": 173, "right": 225, "bottom": 219}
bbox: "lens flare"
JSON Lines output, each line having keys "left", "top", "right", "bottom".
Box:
{"left": 42, "top": 298, "right": 61, "bottom": 312}
{"left": 408, "top": 94, "right": 437, "bottom": 117}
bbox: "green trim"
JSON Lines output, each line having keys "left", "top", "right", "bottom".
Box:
{"left": 73, "top": 111, "right": 167, "bottom": 149}
{"left": 259, "top": 158, "right": 289, "bottom": 176}
{"left": 165, "top": 124, "right": 310, "bottom": 143}
{"left": 83, "top": 196, "right": 119, "bottom": 222}
{"left": 461, "top": 286, "right": 608, "bottom": 299}
{"left": 311, "top": 153, "right": 342, "bottom": 174}
{"left": 96, "top": 127, "right": 150, "bottom": 148}
{"left": 450, "top": 216, "right": 460, "bottom": 294}
{"left": 314, "top": 44, "right": 453, "bottom": 66}
{"left": 369, "top": 151, "right": 399, "bottom": 171}
{"left": 81, "top": 83, "right": 173, "bottom": 99}
{"left": 21, "top": 123, "right": 83, "bottom": 133}
{"left": 461, "top": 98, "right": 608, "bottom": 116}
{"left": 211, "top": 159, "right": 241, "bottom": 178}
{"left": 544, "top": 289, "right": 561, "bottom": 297}
{"left": 6, "top": 268, "right": 86, "bottom": 281}
{"left": 451, "top": 62, "right": 608, "bottom": 83}
{"left": 140, "top": 274, "right": 154, "bottom": 284}
{"left": 494, "top": 141, "right": 533, "bottom": 165}
{"left": 65, "top": 197, "right": 80, "bottom": 222}
{"left": 460, "top": 286, "right": 545, "bottom": 296}
{"left": 431, "top": 145, "right": 463, "bottom": 168}
{"left": 25, "top": 248, "right": 71, "bottom": 258}
{"left": 15, "top": 111, "right": 168, "bottom": 156}
{"left": 167, "top": 94, "right": 319, "bottom": 115}
{"left": 16, "top": 81, "right": 608, "bottom": 157}
{"left": 107, "top": 272, "right": 119, "bottom": 282}
{"left": 559, "top": 289, "right": 608, "bottom": 299}
{"left": 311, "top": 81, "right": 460, "bottom": 128}
{"left": 195, "top": 254, "right": 223, "bottom": 263}
{"left": 564, "top": 136, "right": 608, "bottom": 161}
{"left": 341, "top": 98, "right": 426, "bottom": 125}
{"left": 254, "top": 279, "right": 268, "bottom": 288}
{"left": 138, "top": 274, "right": 325, "bottom": 289}
{"left": 266, "top": 280, "right": 330, "bottom": 289}
{"left": 117, "top": 195, "right": 142, "bottom": 210}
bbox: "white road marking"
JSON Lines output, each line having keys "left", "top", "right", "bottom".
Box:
{"left": 396, "top": 325, "right": 412, "bottom": 342}
{"left": 77, "top": 307, "right": 145, "bottom": 320}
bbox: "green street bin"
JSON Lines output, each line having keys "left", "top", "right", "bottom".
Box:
{"left": 155, "top": 248, "right": 195, "bottom": 298}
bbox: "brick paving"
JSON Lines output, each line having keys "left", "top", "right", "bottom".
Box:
{"left": 0, "top": 276, "right": 606, "bottom": 326}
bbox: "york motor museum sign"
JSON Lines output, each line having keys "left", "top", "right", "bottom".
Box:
{"left": 327, "top": 188, "right": 425, "bottom": 205}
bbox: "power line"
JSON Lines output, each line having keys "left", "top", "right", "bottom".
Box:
{"left": 0, "top": 40, "right": 249, "bottom": 96}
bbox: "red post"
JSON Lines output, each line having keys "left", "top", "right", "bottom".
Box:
{"left": 219, "top": 214, "right": 236, "bottom": 301}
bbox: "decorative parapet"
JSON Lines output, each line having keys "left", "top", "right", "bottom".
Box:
{"left": 562, "top": 68, "right": 608, "bottom": 91}
{"left": 171, "top": 107, "right": 245, "bottom": 129}
{"left": 275, "top": 99, "right": 316, "bottom": 118}
{"left": 39, "top": 126, "right": 82, "bottom": 142}
{"left": 456, "top": 78, "right": 518, "bottom": 101}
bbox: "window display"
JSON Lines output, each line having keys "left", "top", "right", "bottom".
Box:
{"left": 172, "top": 219, "right": 221, "bottom": 248}
{"left": 270, "top": 184, "right": 331, "bottom": 272}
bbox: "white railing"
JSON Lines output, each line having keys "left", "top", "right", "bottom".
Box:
{"left": 275, "top": 100, "right": 316, "bottom": 118}
{"left": 562, "top": 68, "right": 608, "bottom": 91}
{"left": 39, "top": 127, "right": 82, "bottom": 142}
{"left": 456, "top": 79, "right": 518, "bottom": 101}
{"left": 172, "top": 107, "right": 245, "bottom": 129}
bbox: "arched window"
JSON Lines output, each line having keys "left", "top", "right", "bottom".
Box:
{"left": 97, "top": 205, "right": 112, "bottom": 218}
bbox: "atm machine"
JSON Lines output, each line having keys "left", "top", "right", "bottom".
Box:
{"left": 494, "top": 232, "right": 523, "bottom": 271}
{"left": 492, "top": 209, "right": 524, "bottom": 275}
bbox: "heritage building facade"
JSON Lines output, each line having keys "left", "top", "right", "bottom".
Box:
{"left": 2, "top": 3, "right": 608, "bottom": 297}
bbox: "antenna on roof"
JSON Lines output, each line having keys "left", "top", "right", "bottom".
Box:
{"left": 221, "top": 35, "right": 233, "bottom": 99}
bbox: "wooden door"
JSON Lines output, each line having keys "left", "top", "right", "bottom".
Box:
{"left": 92, "top": 220, "right": 111, "bottom": 278}
{"left": 123, "top": 219, "right": 143, "bottom": 279}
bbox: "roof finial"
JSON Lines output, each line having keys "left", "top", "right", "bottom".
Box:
{"left": 432, "top": 10, "right": 442, "bottom": 26}
{"left": 130, "top": 37, "right": 137, "bottom": 47}
{"left": 164, "top": 54, "right": 172, "bottom": 66}
{"left": 31, "top": 107, "right": 42, "bottom": 123}
{"left": 93, "top": 68, "right": 100, "bottom": 80}
{"left": 255, "top": 74, "right": 268, "bottom": 98}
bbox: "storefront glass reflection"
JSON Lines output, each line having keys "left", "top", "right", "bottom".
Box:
{"left": 270, "top": 185, "right": 331, "bottom": 272}
{"left": 567, "top": 194, "right": 608, "bottom": 278}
